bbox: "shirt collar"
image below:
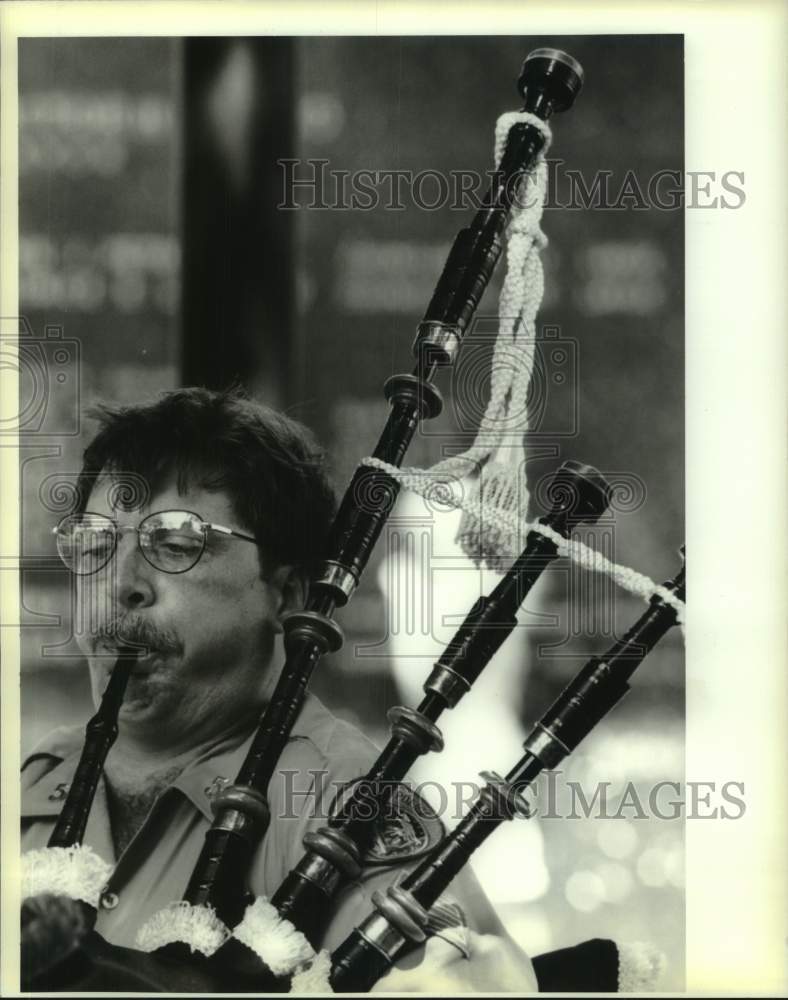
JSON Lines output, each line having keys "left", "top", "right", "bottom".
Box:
{"left": 22, "top": 748, "right": 84, "bottom": 819}
{"left": 21, "top": 693, "right": 336, "bottom": 823}
{"left": 171, "top": 692, "right": 338, "bottom": 820}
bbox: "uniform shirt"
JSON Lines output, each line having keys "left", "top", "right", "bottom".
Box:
{"left": 22, "top": 693, "right": 510, "bottom": 961}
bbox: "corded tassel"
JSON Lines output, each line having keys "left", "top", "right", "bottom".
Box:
{"left": 452, "top": 113, "right": 549, "bottom": 567}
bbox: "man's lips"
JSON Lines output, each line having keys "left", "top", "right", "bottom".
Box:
{"left": 96, "top": 647, "right": 167, "bottom": 679}
{"left": 128, "top": 651, "right": 168, "bottom": 672}
{"left": 94, "top": 638, "right": 165, "bottom": 658}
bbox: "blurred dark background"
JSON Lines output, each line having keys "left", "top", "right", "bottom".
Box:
{"left": 18, "top": 35, "right": 684, "bottom": 987}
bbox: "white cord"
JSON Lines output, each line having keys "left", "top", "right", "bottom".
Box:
{"left": 361, "top": 455, "right": 685, "bottom": 625}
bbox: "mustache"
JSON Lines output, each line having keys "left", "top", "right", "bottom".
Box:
{"left": 92, "top": 615, "right": 183, "bottom": 659}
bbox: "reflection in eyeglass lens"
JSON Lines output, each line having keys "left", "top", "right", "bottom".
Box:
{"left": 143, "top": 517, "right": 204, "bottom": 569}
{"left": 67, "top": 517, "right": 115, "bottom": 573}
{"left": 57, "top": 510, "right": 211, "bottom": 574}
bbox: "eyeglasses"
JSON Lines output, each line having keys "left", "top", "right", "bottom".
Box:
{"left": 53, "top": 509, "right": 258, "bottom": 576}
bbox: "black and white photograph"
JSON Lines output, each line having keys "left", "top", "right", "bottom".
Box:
{"left": 2, "top": 2, "right": 785, "bottom": 996}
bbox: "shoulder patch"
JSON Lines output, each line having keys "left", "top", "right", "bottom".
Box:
{"left": 363, "top": 784, "right": 446, "bottom": 867}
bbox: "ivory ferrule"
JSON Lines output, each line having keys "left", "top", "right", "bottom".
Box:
{"left": 412, "top": 321, "right": 461, "bottom": 364}
{"left": 356, "top": 911, "right": 409, "bottom": 961}
{"left": 522, "top": 721, "right": 571, "bottom": 769}
{"left": 314, "top": 561, "right": 357, "bottom": 602}
{"left": 423, "top": 662, "right": 471, "bottom": 707}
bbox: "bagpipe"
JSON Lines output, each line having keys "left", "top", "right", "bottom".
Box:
{"left": 21, "top": 47, "right": 686, "bottom": 993}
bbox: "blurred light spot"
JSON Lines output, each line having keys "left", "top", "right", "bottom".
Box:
{"left": 296, "top": 268, "right": 317, "bottom": 313}
{"left": 299, "top": 92, "right": 346, "bottom": 144}
{"left": 207, "top": 42, "right": 256, "bottom": 192}
{"left": 637, "top": 847, "right": 668, "bottom": 887}
{"left": 112, "top": 273, "right": 147, "bottom": 312}
{"left": 584, "top": 729, "right": 684, "bottom": 786}
{"left": 565, "top": 870, "right": 605, "bottom": 912}
{"left": 137, "top": 96, "right": 170, "bottom": 138}
{"left": 67, "top": 271, "right": 104, "bottom": 311}
{"left": 664, "top": 846, "right": 685, "bottom": 888}
{"left": 470, "top": 822, "right": 549, "bottom": 904}
{"left": 597, "top": 820, "right": 638, "bottom": 859}
{"left": 500, "top": 906, "right": 553, "bottom": 955}
{"left": 655, "top": 828, "right": 683, "bottom": 851}
{"left": 596, "top": 861, "right": 634, "bottom": 904}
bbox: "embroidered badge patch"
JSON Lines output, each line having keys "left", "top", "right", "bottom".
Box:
{"left": 363, "top": 784, "right": 445, "bottom": 866}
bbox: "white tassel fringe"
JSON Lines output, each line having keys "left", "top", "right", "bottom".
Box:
{"left": 135, "top": 900, "right": 229, "bottom": 957}
{"left": 233, "top": 896, "right": 315, "bottom": 977}
{"left": 617, "top": 940, "right": 667, "bottom": 992}
{"left": 290, "top": 949, "right": 333, "bottom": 993}
{"left": 22, "top": 844, "right": 113, "bottom": 908}
{"left": 455, "top": 458, "right": 526, "bottom": 569}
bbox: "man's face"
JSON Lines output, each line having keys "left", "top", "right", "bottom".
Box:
{"left": 76, "top": 477, "right": 292, "bottom": 750}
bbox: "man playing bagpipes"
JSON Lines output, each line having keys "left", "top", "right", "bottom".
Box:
{"left": 21, "top": 48, "right": 682, "bottom": 992}
{"left": 21, "top": 386, "right": 538, "bottom": 992}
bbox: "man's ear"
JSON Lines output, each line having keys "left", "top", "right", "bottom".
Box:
{"left": 267, "top": 564, "right": 308, "bottom": 625}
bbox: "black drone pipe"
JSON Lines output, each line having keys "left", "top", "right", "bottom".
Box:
{"left": 330, "top": 552, "right": 685, "bottom": 992}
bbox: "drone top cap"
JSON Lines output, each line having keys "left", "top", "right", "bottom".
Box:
{"left": 518, "top": 48, "right": 584, "bottom": 116}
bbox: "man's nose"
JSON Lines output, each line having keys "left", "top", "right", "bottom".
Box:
{"left": 114, "top": 532, "right": 155, "bottom": 610}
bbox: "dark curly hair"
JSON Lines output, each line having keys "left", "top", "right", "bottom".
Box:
{"left": 74, "top": 387, "right": 336, "bottom": 579}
